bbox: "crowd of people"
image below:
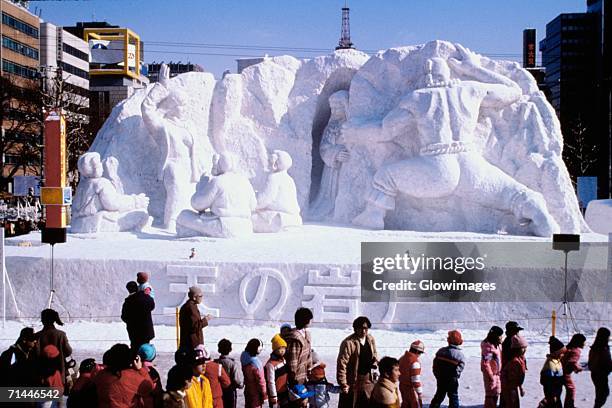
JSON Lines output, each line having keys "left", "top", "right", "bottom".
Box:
{"left": 0, "top": 273, "right": 610, "bottom": 408}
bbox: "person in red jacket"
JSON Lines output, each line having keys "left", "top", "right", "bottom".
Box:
{"left": 501, "top": 335, "right": 527, "bottom": 408}
{"left": 38, "top": 345, "right": 64, "bottom": 395}
{"left": 242, "top": 338, "right": 267, "bottom": 408}
{"left": 481, "top": 326, "right": 503, "bottom": 408}
{"left": 196, "top": 345, "right": 231, "bottom": 408}
{"left": 265, "top": 334, "right": 288, "bottom": 407}
{"left": 398, "top": 340, "right": 424, "bottom": 408}
{"left": 92, "top": 343, "right": 155, "bottom": 408}
{"left": 561, "top": 333, "right": 585, "bottom": 408}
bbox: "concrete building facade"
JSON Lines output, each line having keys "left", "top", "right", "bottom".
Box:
{"left": 1, "top": 0, "right": 41, "bottom": 189}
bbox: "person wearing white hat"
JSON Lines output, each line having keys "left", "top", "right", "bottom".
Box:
{"left": 399, "top": 340, "right": 425, "bottom": 408}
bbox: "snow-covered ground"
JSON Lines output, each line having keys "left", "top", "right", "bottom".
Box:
{"left": 0, "top": 321, "right": 608, "bottom": 406}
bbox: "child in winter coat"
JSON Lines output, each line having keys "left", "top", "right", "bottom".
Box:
{"left": 216, "top": 338, "right": 244, "bottom": 408}
{"left": 588, "top": 327, "right": 611, "bottom": 408}
{"left": 242, "top": 338, "right": 267, "bottom": 408}
{"left": 38, "top": 345, "right": 64, "bottom": 407}
{"left": 306, "top": 350, "right": 339, "bottom": 408}
{"left": 66, "top": 358, "right": 103, "bottom": 408}
{"left": 137, "top": 271, "right": 155, "bottom": 298}
{"left": 138, "top": 343, "right": 164, "bottom": 407}
{"left": 371, "top": 356, "right": 401, "bottom": 408}
{"left": 399, "top": 340, "right": 425, "bottom": 408}
{"left": 539, "top": 336, "right": 566, "bottom": 408}
{"left": 481, "top": 326, "right": 503, "bottom": 408}
{"left": 500, "top": 335, "right": 527, "bottom": 408}
{"left": 265, "top": 334, "right": 289, "bottom": 407}
{"left": 164, "top": 364, "right": 194, "bottom": 408}
{"left": 561, "top": 333, "right": 586, "bottom": 408}
{"left": 430, "top": 330, "right": 465, "bottom": 408}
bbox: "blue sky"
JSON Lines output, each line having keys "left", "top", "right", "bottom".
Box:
{"left": 32, "top": 0, "right": 588, "bottom": 78}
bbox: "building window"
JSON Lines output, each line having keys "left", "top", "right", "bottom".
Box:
{"left": 1, "top": 12, "right": 39, "bottom": 38}
{"left": 2, "top": 59, "right": 38, "bottom": 79}
{"left": 62, "top": 42, "right": 89, "bottom": 62}
{"left": 2, "top": 35, "right": 39, "bottom": 60}
{"left": 61, "top": 61, "right": 89, "bottom": 80}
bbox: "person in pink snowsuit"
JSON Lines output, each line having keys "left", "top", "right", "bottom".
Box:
{"left": 481, "top": 326, "right": 503, "bottom": 408}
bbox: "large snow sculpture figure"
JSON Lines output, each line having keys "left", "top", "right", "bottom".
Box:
{"left": 176, "top": 152, "right": 257, "bottom": 238}
{"left": 349, "top": 45, "right": 560, "bottom": 237}
{"left": 309, "top": 90, "right": 350, "bottom": 220}
{"left": 141, "top": 64, "right": 208, "bottom": 232}
{"left": 71, "top": 152, "right": 150, "bottom": 233}
{"left": 252, "top": 150, "right": 302, "bottom": 232}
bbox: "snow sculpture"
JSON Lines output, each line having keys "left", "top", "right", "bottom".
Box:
{"left": 252, "top": 150, "right": 302, "bottom": 232}
{"left": 83, "top": 41, "right": 587, "bottom": 236}
{"left": 141, "top": 64, "right": 210, "bottom": 232}
{"left": 71, "top": 152, "right": 150, "bottom": 233}
{"left": 347, "top": 45, "right": 560, "bottom": 237}
{"left": 308, "top": 90, "right": 350, "bottom": 220}
{"left": 103, "top": 156, "right": 124, "bottom": 194}
{"left": 176, "top": 152, "right": 257, "bottom": 238}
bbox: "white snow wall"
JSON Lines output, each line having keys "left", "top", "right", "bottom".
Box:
{"left": 5, "top": 255, "right": 611, "bottom": 331}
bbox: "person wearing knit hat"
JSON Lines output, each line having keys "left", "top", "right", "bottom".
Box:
{"left": 38, "top": 344, "right": 64, "bottom": 394}
{"left": 561, "top": 333, "right": 586, "bottom": 408}
{"left": 179, "top": 286, "right": 213, "bottom": 351}
{"left": 280, "top": 323, "right": 292, "bottom": 337}
{"left": 539, "top": 336, "right": 566, "bottom": 407}
{"left": 138, "top": 343, "right": 157, "bottom": 363}
{"left": 265, "top": 334, "right": 289, "bottom": 407}
{"left": 121, "top": 278, "right": 155, "bottom": 351}
{"left": 501, "top": 334, "right": 528, "bottom": 408}
{"left": 306, "top": 350, "right": 339, "bottom": 407}
{"left": 201, "top": 342, "right": 231, "bottom": 408}
{"left": 36, "top": 309, "right": 72, "bottom": 389}
{"left": 136, "top": 271, "right": 156, "bottom": 299}
{"left": 447, "top": 330, "right": 463, "bottom": 346}
{"left": 0, "top": 327, "right": 38, "bottom": 387}
{"left": 430, "top": 330, "right": 465, "bottom": 408}
{"left": 481, "top": 326, "right": 504, "bottom": 408}
{"left": 399, "top": 340, "right": 425, "bottom": 408}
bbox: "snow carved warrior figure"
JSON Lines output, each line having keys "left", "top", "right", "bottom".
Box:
{"left": 309, "top": 90, "right": 350, "bottom": 220}
{"left": 349, "top": 45, "right": 560, "bottom": 237}
{"left": 252, "top": 150, "right": 302, "bottom": 232}
{"left": 141, "top": 64, "right": 208, "bottom": 232}
{"left": 71, "top": 152, "right": 150, "bottom": 233}
{"left": 176, "top": 152, "right": 257, "bottom": 238}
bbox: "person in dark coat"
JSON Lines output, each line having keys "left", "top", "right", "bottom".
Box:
{"left": 0, "top": 327, "right": 38, "bottom": 386}
{"left": 589, "top": 327, "right": 611, "bottom": 408}
{"left": 430, "top": 330, "right": 465, "bottom": 408}
{"left": 179, "top": 286, "right": 213, "bottom": 351}
{"left": 36, "top": 309, "right": 72, "bottom": 385}
{"left": 121, "top": 280, "right": 156, "bottom": 350}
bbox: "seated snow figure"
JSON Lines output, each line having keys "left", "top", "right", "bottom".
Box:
{"left": 71, "top": 152, "right": 151, "bottom": 233}
{"left": 176, "top": 152, "right": 257, "bottom": 238}
{"left": 252, "top": 150, "right": 302, "bottom": 233}
{"left": 349, "top": 45, "right": 560, "bottom": 237}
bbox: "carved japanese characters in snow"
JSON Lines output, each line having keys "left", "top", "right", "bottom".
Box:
{"left": 176, "top": 152, "right": 257, "bottom": 238}
{"left": 71, "top": 152, "right": 150, "bottom": 233}
{"left": 309, "top": 90, "right": 350, "bottom": 220}
{"left": 252, "top": 150, "right": 302, "bottom": 232}
{"left": 141, "top": 64, "right": 208, "bottom": 232}
{"left": 349, "top": 45, "right": 560, "bottom": 237}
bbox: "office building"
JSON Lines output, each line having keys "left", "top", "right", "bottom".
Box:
{"left": 1, "top": 0, "right": 41, "bottom": 190}
{"left": 540, "top": 2, "right": 609, "bottom": 197}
